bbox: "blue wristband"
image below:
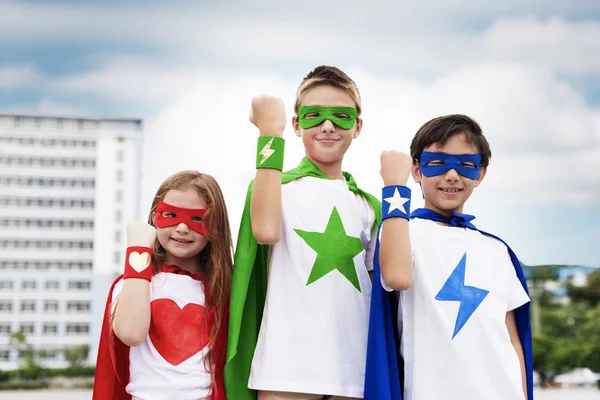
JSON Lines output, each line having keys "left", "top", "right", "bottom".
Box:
{"left": 382, "top": 185, "right": 411, "bottom": 220}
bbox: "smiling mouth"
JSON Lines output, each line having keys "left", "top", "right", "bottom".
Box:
{"left": 439, "top": 188, "right": 462, "bottom": 193}
{"left": 171, "top": 237, "right": 193, "bottom": 244}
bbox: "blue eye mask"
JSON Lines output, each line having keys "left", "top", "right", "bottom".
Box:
{"left": 419, "top": 152, "right": 482, "bottom": 180}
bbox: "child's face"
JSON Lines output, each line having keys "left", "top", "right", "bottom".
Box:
{"left": 153, "top": 189, "right": 209, "bottom": 266}
{"left": 411, "top": 132, "right": 486, "bottom": 216}
{"left": 292, "top": 85, "right": 362, "bottom": 165}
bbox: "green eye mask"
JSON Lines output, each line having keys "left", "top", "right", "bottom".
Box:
{"left": 298, "top": 106, "right": 357, "bottom": 130}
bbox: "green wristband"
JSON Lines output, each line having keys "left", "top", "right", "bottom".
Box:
{"left": 256, "top": 136, "right": 285, "bottom": 171}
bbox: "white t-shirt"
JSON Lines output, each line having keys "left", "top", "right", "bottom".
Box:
{"left": 249, "top": 176, "right": 377, "bottom": 398}
{"left": 112, "top": 269, "right": 212, "bottom": 400}
{"left": 383, "top": 218, "right": 530, "bottom": 400}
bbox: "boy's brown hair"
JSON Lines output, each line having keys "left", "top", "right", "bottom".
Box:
{"left": 410, "top": 114, "right": 492, "bottom": 168}
{"left": 294, "top": 65, "right": 362, "bottom": 116}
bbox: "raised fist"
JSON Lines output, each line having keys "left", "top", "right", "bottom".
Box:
{"left": 250, "top": 95, "right": 286, "bottom": 137}
{"left": 380, "top": 150, "right": 413, "bottom": 186}
{"left": 126, "top": 222, "right": 157, "bottom": 248}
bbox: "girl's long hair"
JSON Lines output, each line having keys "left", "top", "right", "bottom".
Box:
{"left": 147, "top": 170, "right": 233, "bottom": 394}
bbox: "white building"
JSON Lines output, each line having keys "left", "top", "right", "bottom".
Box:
{"left": 0, "top": 113, "right": 143, "bottom": 370}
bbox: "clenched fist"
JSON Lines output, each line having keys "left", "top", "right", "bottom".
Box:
{"left": 250, "top": 95, "right": 286, "bottom": 137}
{"left": 380, "top": 150, "right": 413, "bottom": 186}
{"left": 127, "top": 222, "right": 157, "bottom": 248}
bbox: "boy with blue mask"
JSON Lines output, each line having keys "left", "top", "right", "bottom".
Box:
{"left": 364, "top": 114, "right": 533, "bottom": 400}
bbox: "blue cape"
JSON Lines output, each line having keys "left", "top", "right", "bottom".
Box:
{"left": 364, "top": 208, "right": 533, "bottom": 400}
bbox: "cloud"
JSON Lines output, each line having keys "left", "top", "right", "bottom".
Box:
{"left": 3, "top": 3, "right": 597, "bottom": 208}
{"left": 0, "top": 99, "right": 90, "bottom": 117}
{"left": 139, "top": 74, "right": 296, "bottom": 227}
{"left": 2, "top": 1, "right": 600, "bottom": 77}
{"left": 137, "top": 64, "right": 600, "bottom": 234}
{"left": 3, "top": 0, "right": 598, "bottom": 266}
{"left": 47, "top": 59, "right": 204, "bottom": 107}
{"left": 255, "top": 0, "right": 600, "bottom": 17}
{"left": 0, "top": 65, "right": 40, "bottom": 89}
{"left": 0, "top": 2, "right": 200, "bottom": 45}
{"left": 39, "top": 13, "right": 600, "bottom": 112}
{"left": 479, "top": 18, "right": 600, "bottom": 76}
{"left": 349, "top": 64, "right": 600, "bottom": 208}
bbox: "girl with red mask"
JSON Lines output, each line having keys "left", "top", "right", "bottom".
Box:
{"left": 93, "top": 170, "right": 233, "bottom": 400}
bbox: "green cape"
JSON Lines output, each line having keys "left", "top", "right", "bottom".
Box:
{"left": 224, "top": 157, "right": 382, "bottom": 399}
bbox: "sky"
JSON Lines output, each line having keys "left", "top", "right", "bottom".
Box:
{"left": 1, "top": 0, "right": 599, "bottom": 267}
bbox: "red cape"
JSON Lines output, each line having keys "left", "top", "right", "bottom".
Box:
{"left": 92, "top": 273, "right": 227, "bottom": 400}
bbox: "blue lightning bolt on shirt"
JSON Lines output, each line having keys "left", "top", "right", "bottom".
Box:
{"left": 435, "top": 252, "right": 490, "bottom": 339}
{"left": 365, "top": 209, "right": 533, "bottom": 400}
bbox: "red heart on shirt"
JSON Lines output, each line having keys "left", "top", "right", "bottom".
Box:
{"left": 149, "top": 298, "right": 210, "bottom": 366}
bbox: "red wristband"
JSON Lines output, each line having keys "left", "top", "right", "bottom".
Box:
{"left": 124, "top": 246, "right": 153, "bottom": 281}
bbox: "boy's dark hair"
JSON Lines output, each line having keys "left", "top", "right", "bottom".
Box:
{"left": 410, "top": 114, "right": 492, "bottom": 168}
{"left": 294, "top": 65, "right": 362, "bottom": 116}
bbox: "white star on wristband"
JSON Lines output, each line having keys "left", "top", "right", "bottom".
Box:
{"left": 384, "top": 188, "right": 410, "bottom": 215}
{"left": 259, "top": 137, "right": 276, "bottom": 165}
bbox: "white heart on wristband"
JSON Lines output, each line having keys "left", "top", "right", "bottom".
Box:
{"left": 128, "top": 251, "right": 151, "bottom": 273}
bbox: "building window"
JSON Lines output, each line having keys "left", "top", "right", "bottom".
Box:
{"left": 43, "top": 324, "right": 58, "bottom": 336}
{"left": 115, "top": 210, "right": 122, "bottom": 223}
{"left": 0, "top": 301, "right": 12, "bottom": 313}
{"left": 44, "top": 301, "right": 59, "bottom": 313}
{"left": 19, "top": 323, "right": 34, "bottom": 335}
{"left": 0, "top": 281, "right": 13, "bottom": 290}
{"left": 67, "top": 301, "right": 90, "bottom": 313}
{"left": 45, "top": 281, "right": 60, "bottom": 291}
{"left": 68, "top": 281, "right": 91, "bottom": 291}
{"left": 3, "top": 176, "right": 95, "bottom": 188}
{"left": 114, "top": 251, "right": 121, "bottom": 264}
{"left": 116, "top": 170, "right": 123, "bottom": 182}
{"left": 21, "top": 280, "right": 36, "bottom": 291}
{"left": 0, "top": 324, "right": 11, "bottom": 334}
{"left": 0, "top": 156, "right": 96, "bottom": 169}
{"left": 66, "top": 323, "right": 89, "bottom": 335}
{"left": 39, "top": 349, "right": 59, "bottom": 359}
{"left": 116, "top": 190, "right": 123, "bottom": 202}
{"left": 0, "top": 351, "right": 9, "bottom": 361}
{"left": 20, "top": 301, "right": 36, "bottom": 313}
{"left": 1, "top": 239, "right": 94, "bottom": 250}
{"left": 115, "top": 231, "right": 121, "bottom": 244}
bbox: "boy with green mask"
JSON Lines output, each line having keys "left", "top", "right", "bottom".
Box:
{"left": 225, "top": 66, "right": 386, "bottom": 400}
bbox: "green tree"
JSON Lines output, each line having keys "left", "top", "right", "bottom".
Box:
{"left": 8, "top": 330, "right": 27, "bottom": 380}
{"left": 532, "top": 267, "right": 600, "bottom": 376}
{"left": 63, "top": 345, "right": 90, "bottom": 368}
{"left": 567, "top": 271, "right": 600, "bottom": 307}
{"left": 578, "top": 303, "right": 600, "bottom": 372}
{"left": 526, "top": 264, "right": 560, "bottom": 336}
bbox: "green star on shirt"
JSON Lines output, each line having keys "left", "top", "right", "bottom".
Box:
{"left": 294, "top": 206, "right": 365, "bottom": 292}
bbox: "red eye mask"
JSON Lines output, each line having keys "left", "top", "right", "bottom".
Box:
{"left": 154, "top": 202, "right": 208, "bottom": 235}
